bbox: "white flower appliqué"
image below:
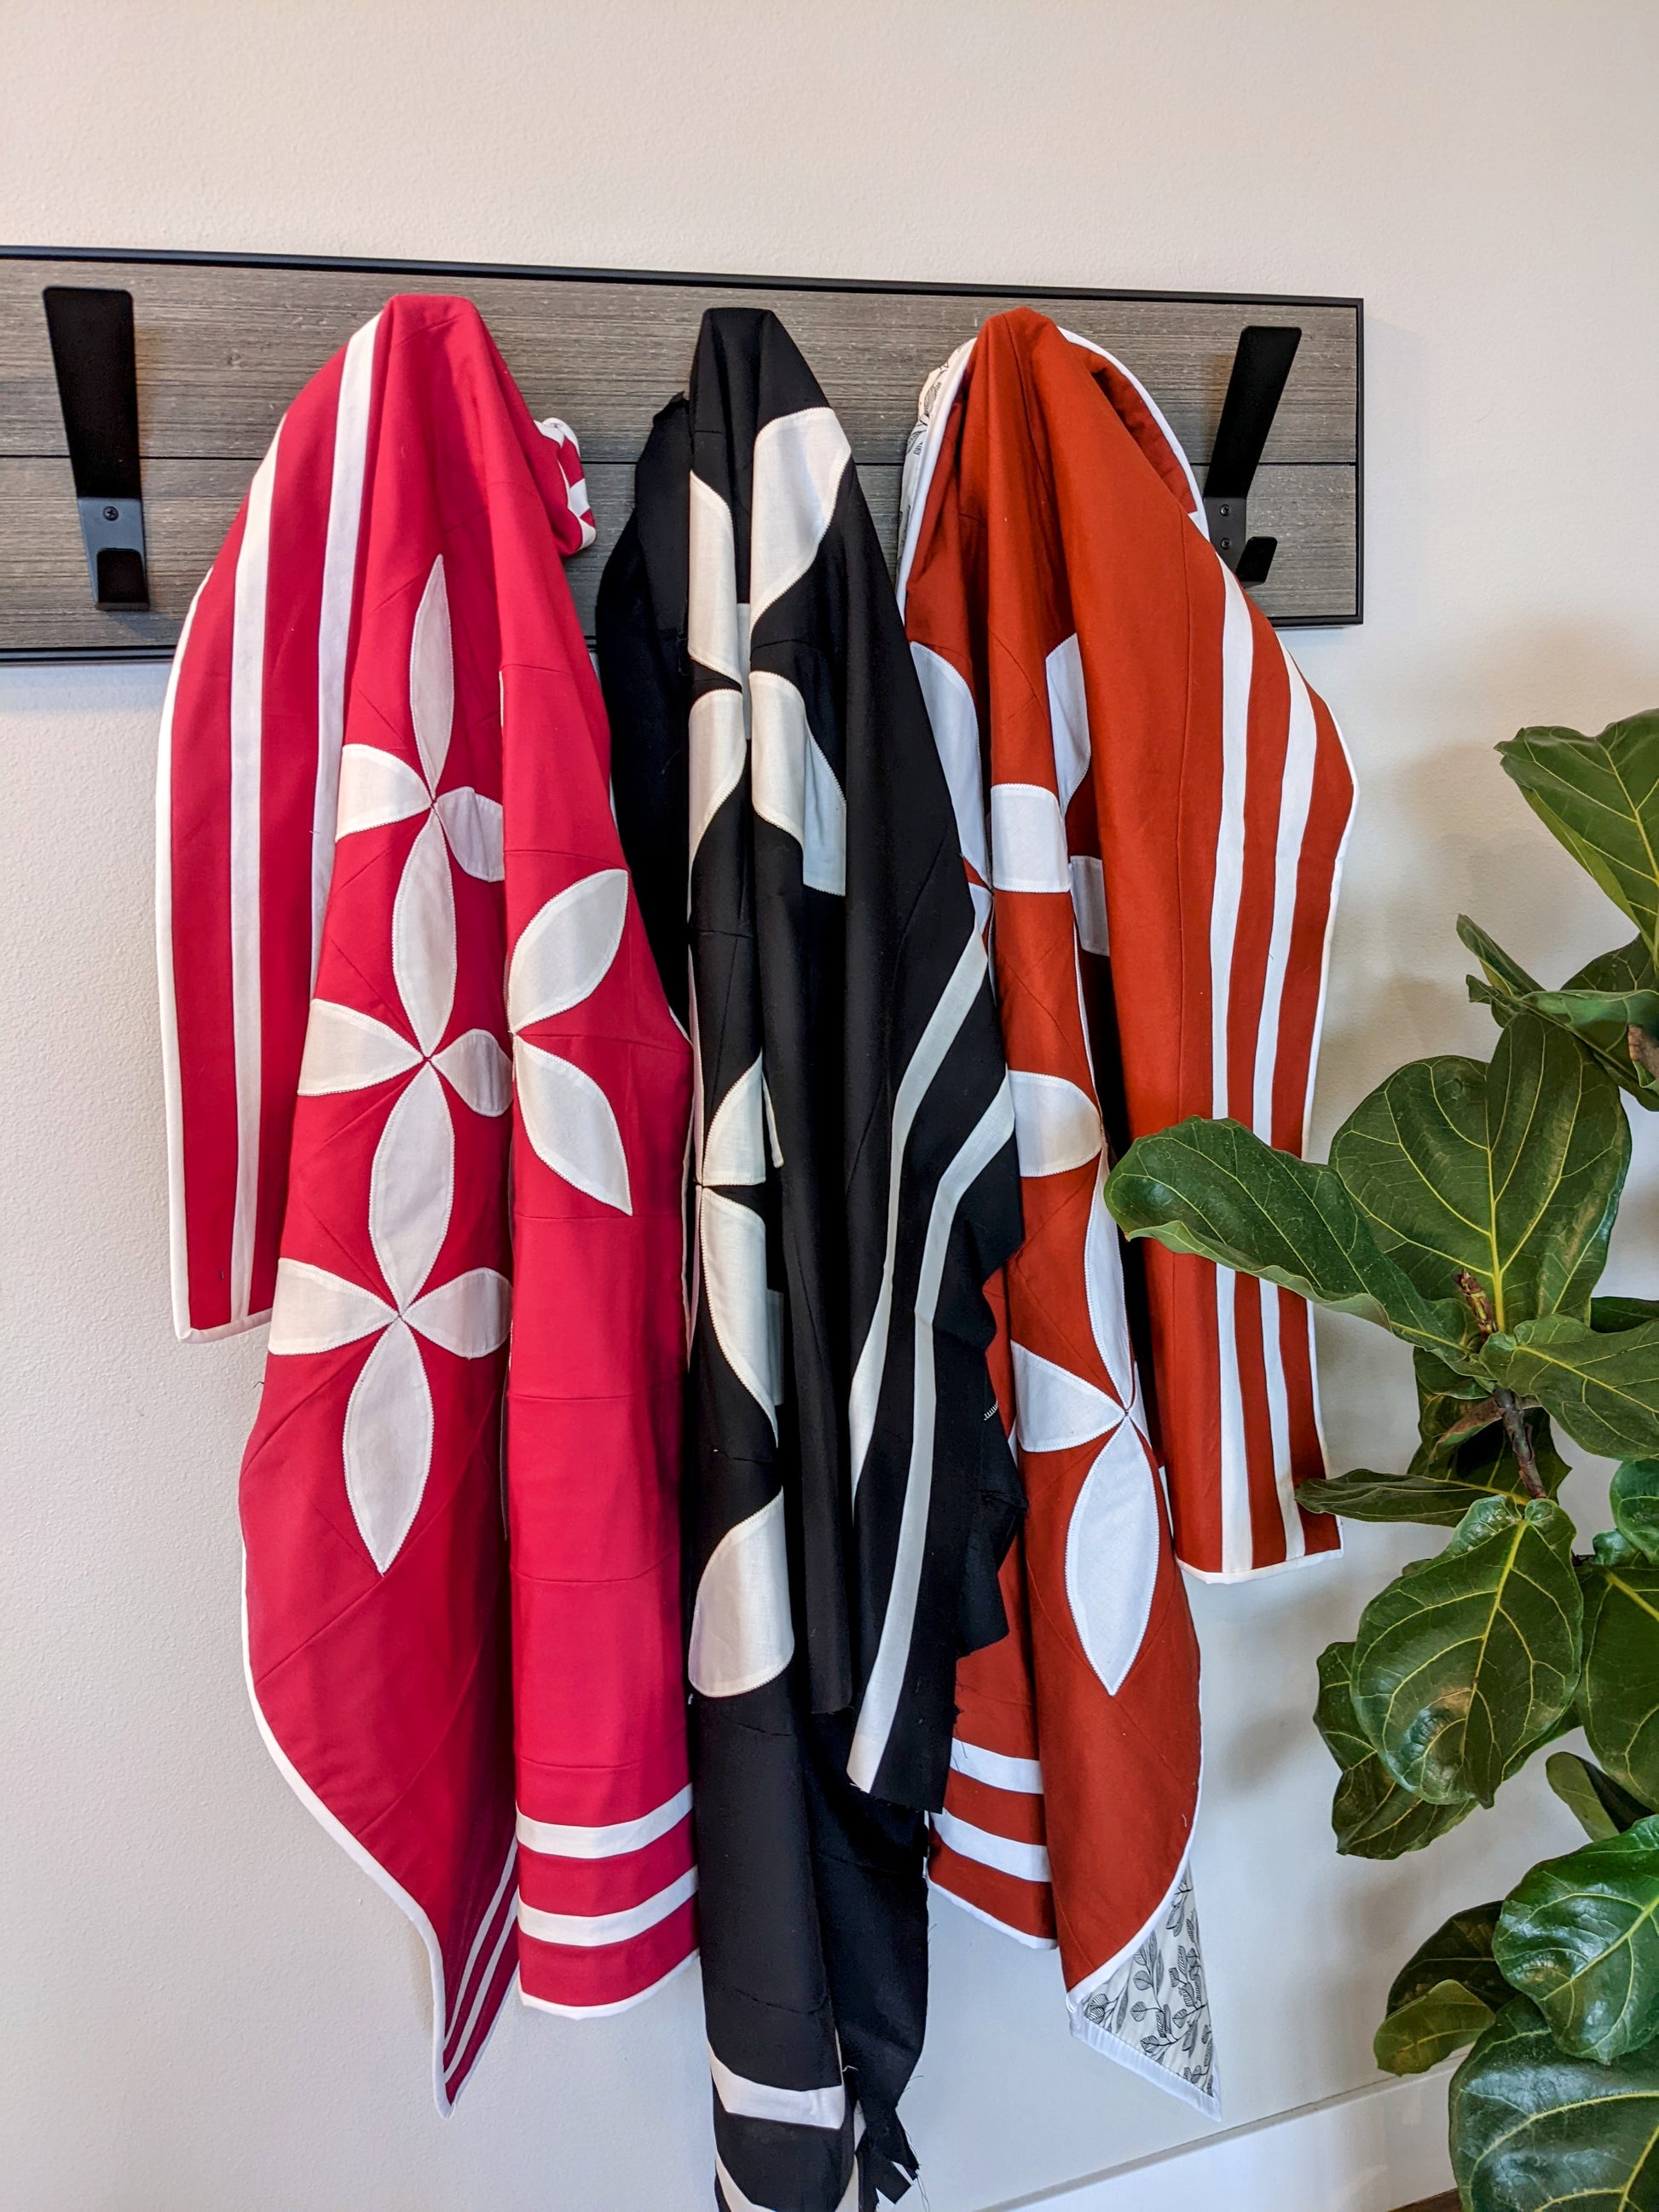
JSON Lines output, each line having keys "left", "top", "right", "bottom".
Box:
{"left": 507, "top": 870, "right": 634, "bottom": 1214}
{"left": 1007, "top": 1062, "right": 1161, "bottom": 1698}
{"left": 268, "top": 552, "right": 512, "bottom": 1574}
{"left": 268, "top": 1124, "right": 510, "bottom": 1573}
{"left": 334, "top": 556, "right": 506, "bottom": 889}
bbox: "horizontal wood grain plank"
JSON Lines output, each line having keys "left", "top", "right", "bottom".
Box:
{"left": 0, "top": 258, "right": 1358, "bottom": 469}
{"left": 570, "top": 460, "right": 1356, "bottom": 629}
{"left": 0, "top": 454, "right": 246, "bottom": 656}
{"left": 1230, "top": 462, "right": 1360, "bottom": 624}
{"left": 0, "top": 453, "right": 1357, "bottom": 654}
{"left": 0, "top": 251, "right": 1361, "bottom": 649}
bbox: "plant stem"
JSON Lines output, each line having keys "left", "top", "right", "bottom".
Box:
{"left": 1494, "top": 1385, "right": 1547, "bottom": 1499}
{"left": 1453, "top": 1268, "right": 1546, "bottom": 1499}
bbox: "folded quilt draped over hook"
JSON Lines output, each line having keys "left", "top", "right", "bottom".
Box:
{"left": 899, "top": 306, "right": 1357, "bottom": 2117}
{"left": 598, "top": 306, "right": 1025, "bottom": 2212}
{"left": 159, "top": 294, "right": 695, "bottom": 2106}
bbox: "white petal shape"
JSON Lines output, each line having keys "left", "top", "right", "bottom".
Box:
{"left": 688, "top": 473, "right": 743, "bottom": 684}
{"left": 269, "top": 1259, "right": 392, "bottom": 1354}
{"left": 1045, "top": 632, "right": 1091, "bottom": 811}
{"left": 762, "top": 1078, "right": 783, "bottom": 1168}
{"left": 343, "top": 1318, "right": 434, "bottom": 1572}
{"left": 699, "top": 1188, "right": 777, "bottom": 1434}
{"left": 515, "top": 1041, "right": 633, "bottom": 1213}
{"left": 409, "top": 556, "right": 454, "bottom": 793}
{"left": 1065, "top": 1418, "right": 1162, "bottom": 1695}
{"left": 408, "top": 1267, "right": 512, "bottom": 1357}
{"left": 368, "top": 1064, "right": 454, "bottom": 1308}
{"left": 507, "top": 870, "right": 628, "bottom": 1033}
{"left": 749, "top": 669, "right": 846, "bottom": 895}
{"left": 1070, "top": 854, "right": 1110, "bottom": 955}
{"left": 434, "top": 1027, "right": 512, "bottom": 1116}
{"left": 749, "top": 666, "right": 806, "bottom": 846}
{"left": 688, "top": 1491, "right": 794, "bottom": 1697}
{"left": 702, "top": 1054, "right": 766, "bottom": 1188}
{"left": 435, "top": 786, "right": 505, "bottom": 881}
{"left": 391, "top": 812, "right": 457, "bottom": 1056}
{"left": 910, "top": 643, "right": 988, "bottom": 881}
{"left": 335, "top": 744, "right": 431, "bottom": 837}
{"left": 688, "top": 686, "right": 749, "bottom": 867}
{"left": 1012, "top": 1340, "right": 1119, "bottom": 1453}
{"left": 749, "top": 407, "right": 852, "bottom": 621}
{"left": 1084, "top": 1164, "right": 1137, "bottom": 1409}
{"left": 298, "top": 1000, "right": 420, "bottom": 1095}
{"left": 991, "top": 783, "right": 1071, "bottom": 894}
{"left": 1009, "top": 1069, "right": 1102, "bottom": 1178}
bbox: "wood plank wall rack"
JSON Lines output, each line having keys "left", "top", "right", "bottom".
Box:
{"left": 0, "top": 247, "right": 1363, "bottom": 661}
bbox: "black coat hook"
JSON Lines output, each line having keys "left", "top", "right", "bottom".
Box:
{"left": 1203, "top": 324, "right": 1301, "bottom": 586}
{"left": 43, "top": 286, "right": 149, "bottom": 610}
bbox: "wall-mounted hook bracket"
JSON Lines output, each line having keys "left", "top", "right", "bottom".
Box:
{"left": 1203, "top": 324, "right": 1301, "bottom": 586}
{"left": 42, "top": 286, "right": 149, "bottom": 610}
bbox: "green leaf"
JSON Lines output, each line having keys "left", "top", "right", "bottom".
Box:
{"left": 1334, "top": 1764, "right": 1479, "bottom": 1860}
{"left": 1374, "top": 1978, "right": 1495, "bottom": 2075}
{"left": 1462, "top": 915, "right": 1659, "bottom": 1105}
{"left": 1415, "top": 1345, "right": 1493, "bottom": 1402}
{"left": 1350, "top": 1496, "right": 1583, "bottom": 1806}
{"left": 1484, "top": 1313, "right": 1659, "bottom": 1459}
{"left": 1597, "top": 1528, "right": 1650, "bottom": 1566}
{"left": 1104, "top": 1118, "right": 1476, "bottom": 1360}
{"left": 1315, "top": 1640, "right": 1374, "bottom": 1766}
{"left": 1581, "top": 1562, "right": 1659, "bottom": 1809}
{"left": 1412, "top": 1381, "right": 1507, "bottom": 1473}
{"left": 1515, "top": 1705, "right": 1581, "bottom": 1760}
{"left": 1415, "top": 1389, "right": 1503, "bottom": 1463}
{"left": 1298, "top": 1350, "right": 1566, "bottom": 1533}
{"left": 1494, "top": 1817, "right": 1659, "bottom": 2062}
{"left": 1451, "top": 1998, "right": 1659, "bottom": 2209}
{"left": 1411, "top": 1389, "right": 1570, "bottom": 1498}
{"left": 1546, "top": 1751, "right": 1653, "bottom": 1841}
{"left": 1299, "top": 1470, "right": 1534, "bottom": 1528}
{"left": 1533, "top": 977, "right": 1659, "bottom": 1040}
{"left": 1500, "top": 710, "right": 1659, "bottom": 956}
{"left": 1300, "top": 1403, "right": 1570, "bottom": 1526}
{"left": 1571, "top": 939, "right": 1659, "bottom": 1005}
{"left": 1314, "top": 1642, "right": 1477, "bottom": 1858}
{"left": 1387, "top": 1900, "right": 1511, "bottom": 2013}
{"left": 1542, "top": 939, "right": 1659, "bottom": 1108}
{"left": 1329, "top": 1012, "right": 1629, "bottom": 1330}
{"left": 1549, "top": 1752, "right": 1621, "bottom": 1841}
{"left": 1613, "top": 1460, "right": 1659, "bottom": 1564}
{"left": 1596, "top": 1295, "right": 1659, "bottom": 1331}
{"left": 1459, "top": 911, "right": 1545, "bottom": 1016}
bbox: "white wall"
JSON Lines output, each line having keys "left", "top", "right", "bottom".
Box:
{"left": 3, "top": 5, "right": 1658, "bottom": 2208}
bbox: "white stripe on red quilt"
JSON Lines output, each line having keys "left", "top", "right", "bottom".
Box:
{"left": 226, "top": 430, "right": 279, "bottom": 1325}
{"left": 312, "top": 313, "right": 379, "bottom": 980}
{"left": 518, "top": 1866, "right": 697, "bottom": 1948}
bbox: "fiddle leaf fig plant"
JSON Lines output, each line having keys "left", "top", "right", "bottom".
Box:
{"left": 1105, "top": 707, "right": 1659, "bottom": 2205}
